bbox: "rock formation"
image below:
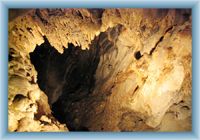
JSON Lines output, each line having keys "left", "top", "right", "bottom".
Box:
{"left": 8, "top": 9, "right": 191, "bottom": 132}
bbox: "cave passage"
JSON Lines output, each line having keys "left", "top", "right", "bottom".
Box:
{"left": 30, "top": 36, "right": 100, "bottom": 131}
{"left": 30, "top": 25, "right": 123, "bottom": 131}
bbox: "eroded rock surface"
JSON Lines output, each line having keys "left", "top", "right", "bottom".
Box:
{"left": 8, "top": 9, "right": 191, "bottom": 132}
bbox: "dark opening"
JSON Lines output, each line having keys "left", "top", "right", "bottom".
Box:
{"left": 134, "top": 51, "right": 142, "bottom": 60}
{"left": 9, "top": 54, "right": 13, "bottom": 61}
{"left": 9, "top": 48, "right": 15, "bottom": 62}
{"left": 29, "top": 25, "right": 122, "bottom": 131}
{"left": 30, "top": 36, "right": 100, "bottom": 131}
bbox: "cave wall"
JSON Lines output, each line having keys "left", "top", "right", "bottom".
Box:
{"left": 8, "top": 9, "right": 191, "bottom": 132}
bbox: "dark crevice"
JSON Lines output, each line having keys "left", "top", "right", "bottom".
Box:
{"left": 132, "top": 86, "right": 139, "bottom": 96}
{"left": 164, "top": 26, "right": 173, "bottom": 33}
{"left": 13, "top": 94, "right": 26, "bottom": 102}
{"left": 182, "top": 106, "right": 190, "bottom": 110}
{"left": 27, "top": 27, "right": 32, "bottom": 31}
{"left": 149, "top": 26, "right": 174, "bottom": 55}
{"left": 134, "top": 86, "right": 139, "bottom": 93}
{"left": 9, "top": 54, "right": 13, "bottom": 61}
{"left": 150, "top": 36, "right": 164, "bottom": 55}
{"left": 9, "top": 48, "right": 15, "bottom": 62}
{"left": 35, "top": 9, "right": 49, "bottom": 25}
{"left": 76, "top": 10, "right": 84, "bottom": 19}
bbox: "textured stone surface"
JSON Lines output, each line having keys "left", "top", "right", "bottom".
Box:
{"left": 8, "top": 9, "right": 191, "bottom": 132}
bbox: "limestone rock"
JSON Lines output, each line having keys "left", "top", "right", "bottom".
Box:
{"left": 8, "top": 9, "right": 191, "bottom": 132}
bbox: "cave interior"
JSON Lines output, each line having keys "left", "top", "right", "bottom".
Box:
{"left": 8, "top": 9, "right": 192, "bottom": 132}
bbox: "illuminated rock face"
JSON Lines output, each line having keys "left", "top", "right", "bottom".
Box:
{"left": 8, "top": 9, "right": 191, "bottom": 132}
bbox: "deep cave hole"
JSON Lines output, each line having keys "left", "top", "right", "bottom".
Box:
{"left": 29, "top": 36, "right": 100, "bottom": 131}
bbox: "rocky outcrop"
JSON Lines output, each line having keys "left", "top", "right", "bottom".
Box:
{"left": 8, "top": 9, "right": 191, "bottom": 132}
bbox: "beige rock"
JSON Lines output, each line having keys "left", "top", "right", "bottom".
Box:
{"left": 8, "top": 9, "right": 191, "bottom": 132}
